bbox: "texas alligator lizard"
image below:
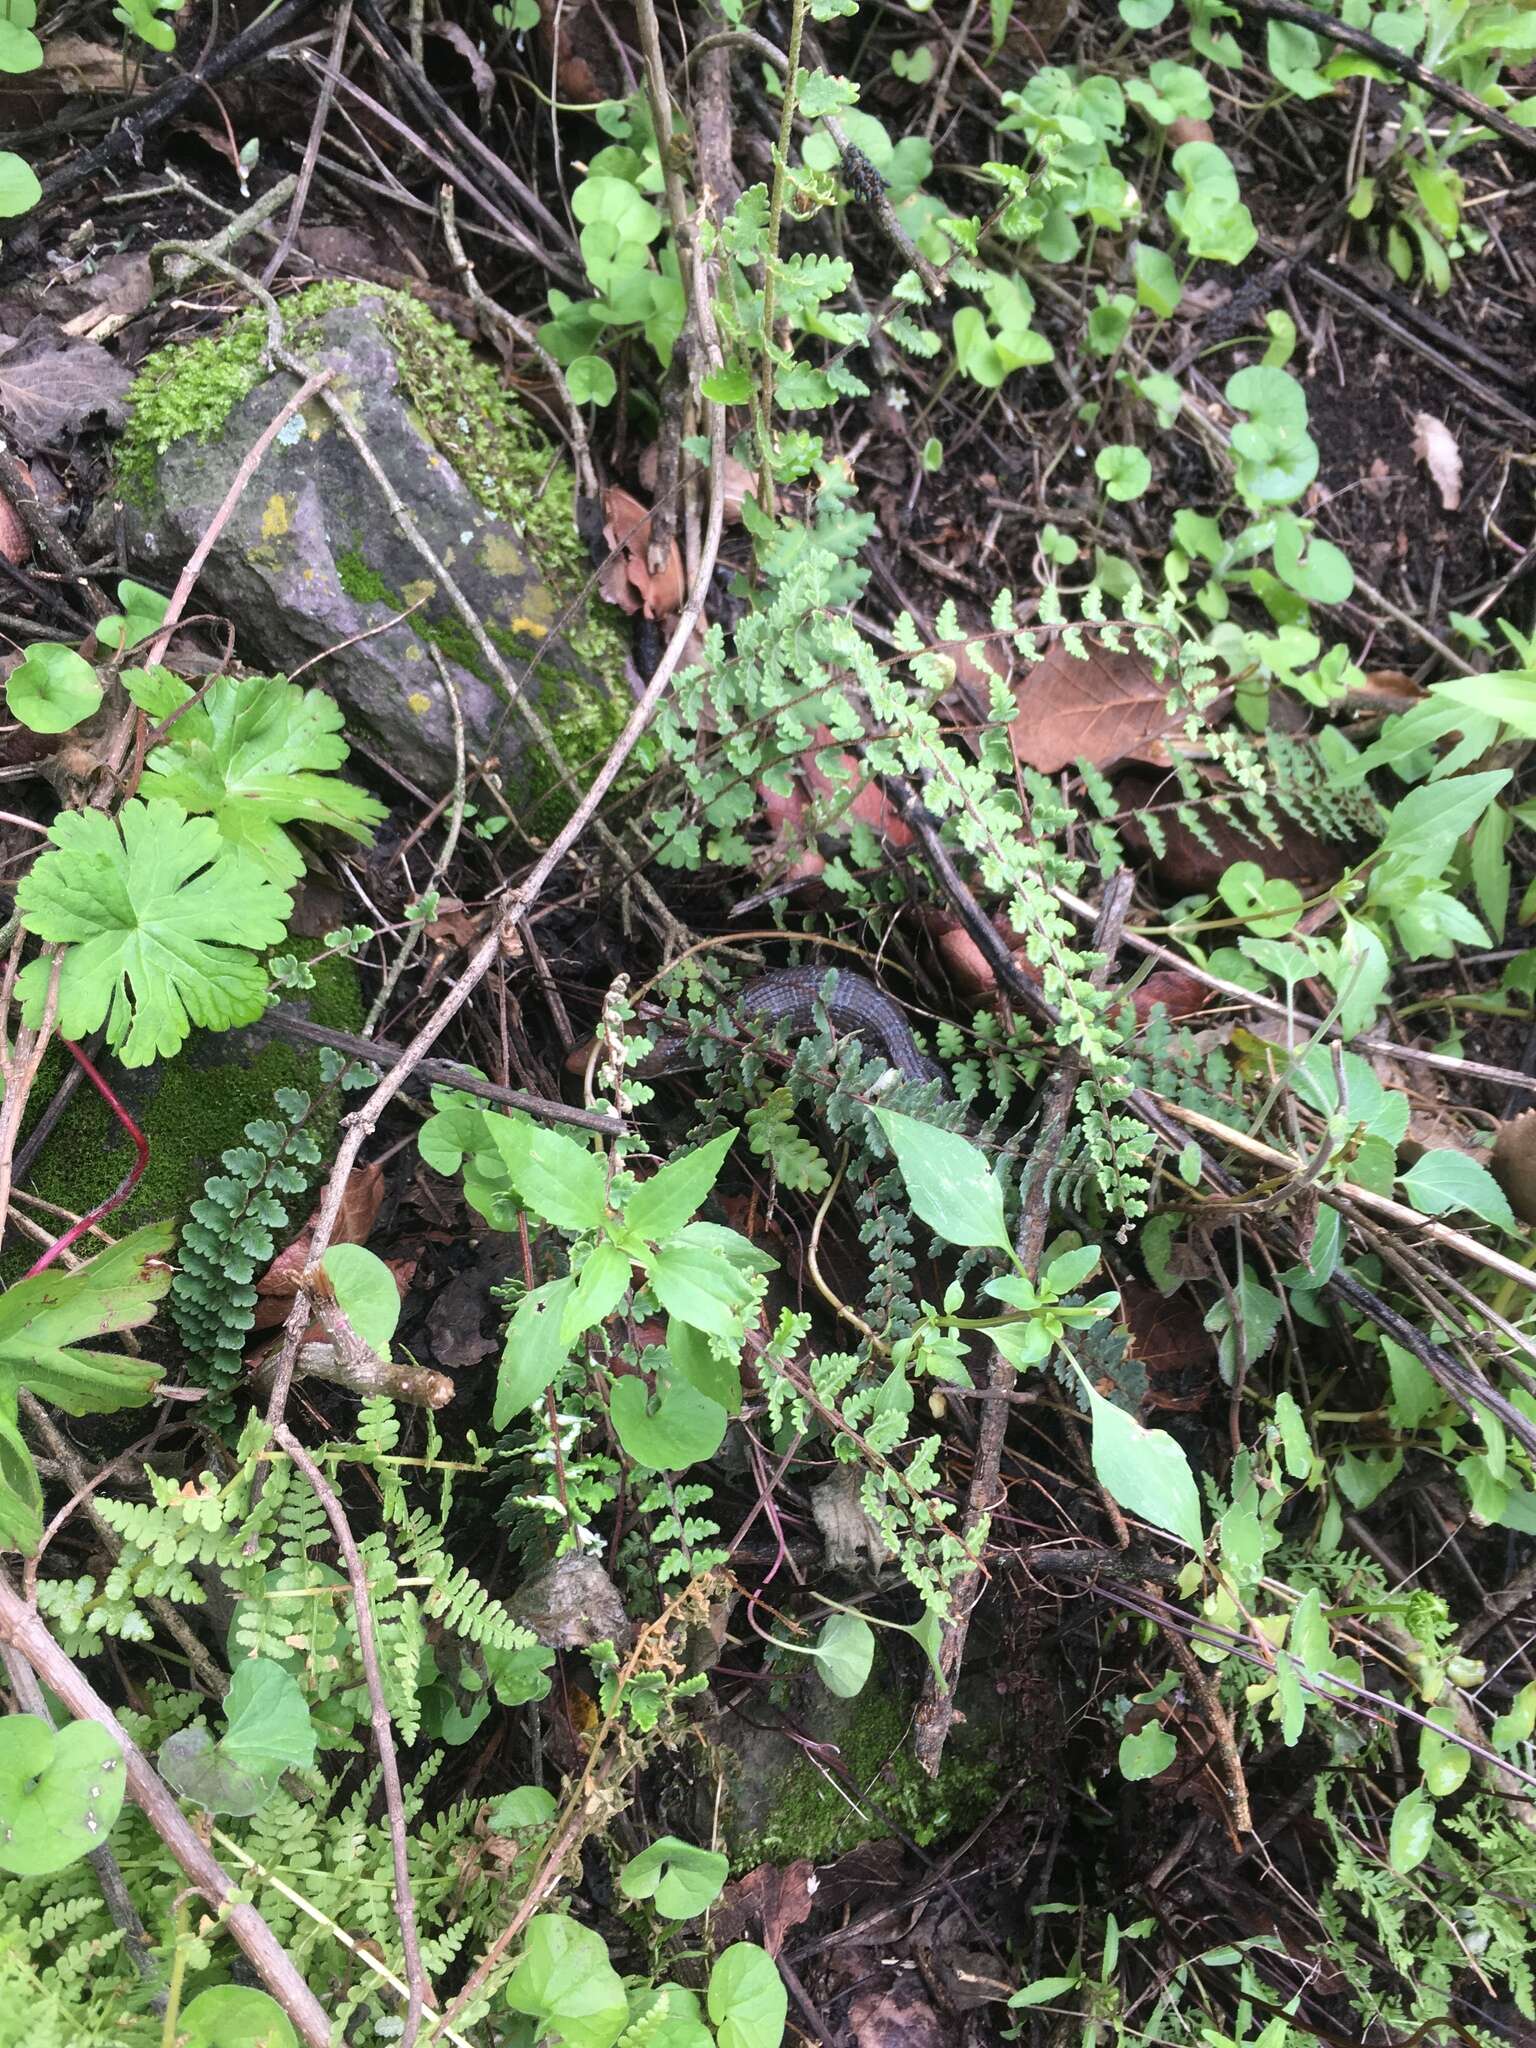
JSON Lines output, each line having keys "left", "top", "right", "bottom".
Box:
{"left": 637, "top": 966, "right": 946, "bottom": 1089}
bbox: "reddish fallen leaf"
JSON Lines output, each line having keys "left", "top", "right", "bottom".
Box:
{"left": 251, "top": 1164, "right": 387, "bottom": 1329}
{"left": 601, "top": 486, "right": 685, "bottom": 619}
{"left": 711, "top": 1859, "right": 815, "bottom": 1956}
{"left": 1011, "top": 639, "right": 1180, "bottom": 774}
{"left": 1130, "top": 968, "right": 1213, "bottom": 1025}
{"left": 1114, "top": 769, "right": 1347, "bottom": 895}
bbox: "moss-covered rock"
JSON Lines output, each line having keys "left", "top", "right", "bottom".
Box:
{"left": 117, "top": 286, "right": 629, "bottom": 807}
{"left": 706, "top": 1648, "right": 1020, "bottom": 1872}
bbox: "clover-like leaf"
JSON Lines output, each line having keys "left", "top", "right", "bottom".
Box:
{"left": 506, "top": 1914, "right": 630, "bottom": 2048}
{"left": 0, "top": 1715, "right": 127, "bottom": 1875}
{"left": 160, "top": 1658, "right": 314, "bottom": 1816}
{"left": 708, "top": 1943, "right": 788, "bottom": 2048}
{"left": 16, "top": 798, "right": 291, "bottom": 1066}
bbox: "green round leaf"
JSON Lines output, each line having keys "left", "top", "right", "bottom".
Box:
{"left": 1094, "top": 444, "right": 1152, "bottom": 502}
{"left": 0, "top": 17, "right": 44, "bottom": 72}
{"left": 812, "top": 1610, "right": 874, "bottom": 1698}
{"left": 619, "top": 1835, "right": 729, "bottom": 1919}
{"left": 507, "top": 1914, "right": 630, "bottom": 2048}
{"left": 567, "top": 354, "right": 617, "bottom": 406}
{"left": 708, "top": 1943, "right": 788, "bottom": 2048}
{"left": 1217, "top": 860, "right": 1304, "bottom": 938}
{"left": 320, "top": 1243, "right": 400, "bottom": 1354}
{"left": 610, "top": 1361, "right": 728, "bottom": 1471}
{"left": 178, "top": 1985, "right": 299, "bottom": 2048}
{"left": 0, "top": 1715, "right": 127, "bottom": 1875}
{"left": 0, "top": 151, "right": 41, "bottom": 217}
{"left": 487, "top": 1784, "right": 558, "bottom": 1830}
{"left": 6, "top": 644, "right": 103, "bottom": 734}
{"left": 1119, "top": 1722, "right": 1176, "bottom": 1780}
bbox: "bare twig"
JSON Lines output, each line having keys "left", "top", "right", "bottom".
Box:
{"left": 262, "top": 0, "right": 354, "bottom": 285}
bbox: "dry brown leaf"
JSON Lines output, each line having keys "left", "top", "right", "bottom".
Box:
{"left": 1011, "top": 640, "right": 1178, "bottom": 773}
{"left": 711, "top": 1860, "right": 816, "bottom": 1957}
{"left": 601, "top": 485, "right": 684, "bottom": 618}
{"left": 1412, "top": 411, "right": 1462, "bottom": 512}
{"left": 251, "top": 1163, "right": 387, "bottom": 1326}
{"left": 1494, "top": 1111, "right": 1536, "bottom": 1225}
{"left": 0, "top": 322, "right": 132, "bottom": 452}
{"left": 58, "top": 254, "right": 153, "bottom": 338}
{"left": 426, "top": 20, "right": 495, "bottom": 114}
{"left": 846, "top": 1979, "right": 949, "bottom": 2048}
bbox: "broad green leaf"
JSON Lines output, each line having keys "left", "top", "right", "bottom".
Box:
{"left": 566, "top": 354, "right": 617, "bottom": 405}
{"left": 1381, "top": 770, "right": 1509, "bottom": 859}
{"left": 6, "top": 644, "right": 102, "bottom": 734}
{"left": 320, "top": 1243, "right": 400, "bottom": 1354}
{"left": 1118, "top": 1722, "right": 1176, "bottom": 1780}
{"left": 561, "top": 1240, "right": 633, "bottom": 1343}
{"left": 506, "top": 1914, "right": 629, "bottom": 2048}
{"left": 221, "top": 1659, "right": 316, "bottom": 1778}
{"left": 1398, "top": 1150, "right": 1515, "bottom": 1231}
{"left": 0, "top": 1225, "right": 171, "bottom": 1554}
{"left": 626, "top": 1129, "right": 737, "bottom": 1242}
{"left": 1009, "top": 1974, "right": 1084, "bottom": 2008}
{"left": 1042, "top": 1244, "right": 1102, "bottom": 1296}
{"left": 495, "top": 1277, "right": 577, "bottom": 1428}
{"left": 131, "top": 672, "right": 385, "bottom": 886}
{"left": 491, "top": 1117, "right": 610, "bottom": 1233}
{"left": 708, "top": 1943, "right": 788, "bottom": 2048}
{"left": 1079, "top": 1376, "right": 1204, "bottom": 1551}
{"left": 178, "top": 1986, "right": 298, "bottom": 2048}
{"left": 1418, "top": 1710, "right": 1471, "bottom": 1797}
{"left": 667, "top": 1316, "right": 742, "bottom": 1411}
{"left": 618, "top": 1835, "right": 729, "bottom": 1919}
{"left": 0, "top": 1716, "right": 127, "bottom": 1875}
{"left": 1388, "top": 1784, "right": 1436, "bottom": 1873}
{"left": 610, "top": 1361, "right": 728, "bottom": 1471}
{"left": 15, "top": 799, "right": 291, "bottom": 1066}
{"left": 812, "top": 1610, "right": 874, "bottom": 1697}
{"left": 648, "top": 1242, "right": 757, "bottom": 1339}
{"left": 874, "top": 1110, "right": 1011, "bottom": 1251}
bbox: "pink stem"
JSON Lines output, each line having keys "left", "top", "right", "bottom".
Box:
{"left": 23, "top": 1042, "right": 150, "bottom": 1277}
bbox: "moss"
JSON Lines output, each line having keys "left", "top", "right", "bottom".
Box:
{"left": 10, "top": 946, "right": 362, "bottom": 1278}
{"left": 728, "top": 1670, "right": 1003, "bottom": 1873}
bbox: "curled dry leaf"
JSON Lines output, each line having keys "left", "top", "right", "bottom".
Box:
{"left": 1011, "top": 639, "right": 1180, "bottom": 773}
{"left": 1131, "top": 968, "right": 1213, "bottom": 1026}
{"left": 251, "top": 1163, "right": 386, "bottom": 1328}
{"left": 711, "top": 1859, "right": 816, "bottom": 1957}
{"left": 1167, "top": 115, "right": 1215, "bottom": 145}
{"left": 1493, "top": 1111, "right": 1536, "bottom": 1226}
{"left": 601, "top": 485, "right": 685, "bottom": 618}
{"left": 1411, "top": 411, "right": 1462, "bottom": 512}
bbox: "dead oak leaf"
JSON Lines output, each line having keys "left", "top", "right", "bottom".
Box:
{"left": 1011, "top": 639, "right": 1178, "bottom": 773}
{"left": 0, "top": 322, "right": 132, "bottom": 452}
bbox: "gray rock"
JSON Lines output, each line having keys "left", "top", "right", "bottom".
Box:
{"left": 120, "top": 289, "right": 628, "bottom": 796}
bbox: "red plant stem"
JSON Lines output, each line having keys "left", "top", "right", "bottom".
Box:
{"left": 23, "top": 1041, "right": 150, "bottom": 1277}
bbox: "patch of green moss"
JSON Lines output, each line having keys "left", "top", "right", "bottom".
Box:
{"left": 10, "top": 946, "right": 362, "bottom": 1279}
{"left": 729, "top": 1674, "right": 1002, "bottom": 1873}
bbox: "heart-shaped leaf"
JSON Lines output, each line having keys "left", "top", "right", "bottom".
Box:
{"left": 0, "top": 1715, "right": 127, "bottom": 1875}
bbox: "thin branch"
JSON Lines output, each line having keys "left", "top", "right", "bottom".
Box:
{"left": 274, "top": 1426, "right": 431, "bottom": 2046}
